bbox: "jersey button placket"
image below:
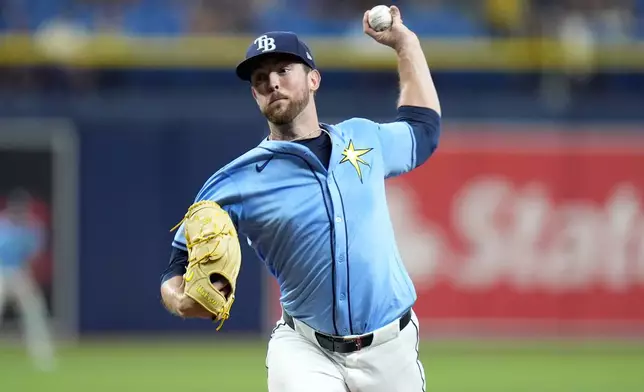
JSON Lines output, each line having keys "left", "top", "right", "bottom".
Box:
{"left": 329, "top": 182, "right": 350, "bottom": 334}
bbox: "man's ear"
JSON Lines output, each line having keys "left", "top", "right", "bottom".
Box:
{"left": 309, "top": 69, "right": 321, "bottom": 92}
{"left": 251, "top": 86, "right": 258, "bottom": 100}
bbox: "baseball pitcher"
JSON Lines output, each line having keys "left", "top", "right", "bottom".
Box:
{"left": 161, "top": 6, "right": 441, "bottom": 391}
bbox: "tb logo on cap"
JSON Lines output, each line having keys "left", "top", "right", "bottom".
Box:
{"left": 254, "top": 35, "right": 276, "bottom": 52}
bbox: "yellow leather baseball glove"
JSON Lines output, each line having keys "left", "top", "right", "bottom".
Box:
{"left": 172, "top": 200, "right": 242, "bottom": 330}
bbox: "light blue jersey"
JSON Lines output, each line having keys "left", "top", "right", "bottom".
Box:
{"left": 0, "top": 215, "right": 45, "bottom": 270}
{"left": 172, "top": 109, "right": 440, "bottom": 336}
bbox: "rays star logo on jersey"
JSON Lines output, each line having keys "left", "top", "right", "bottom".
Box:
{"left": 340, "top": 140, "right": 373, "bottom": 183}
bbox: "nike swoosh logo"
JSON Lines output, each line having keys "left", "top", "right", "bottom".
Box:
{"left": 184, "top": 270, "right": 194, "bottom": 282}
{"left": 256, "top": 156, "right": 273, "bottom": 173}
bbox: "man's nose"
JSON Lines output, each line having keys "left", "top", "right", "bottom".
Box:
{"left": 268, "top": 72, "right": 280, "bottom": 90}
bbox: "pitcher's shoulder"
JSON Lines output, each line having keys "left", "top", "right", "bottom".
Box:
{"left": 328, "top": 117, "right": 381, "bottom": 144}
{"left": 215, "top": 147, "right": 273, "bottom": 177}
{"left": 332, "top": 117, "right": 378, "bottom": 131}
{"left": 195, "top": 146, "right": 269, "bottom": 198}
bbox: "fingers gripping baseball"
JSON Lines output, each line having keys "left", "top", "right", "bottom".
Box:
{"left": 363, "top": 5, "right": 413, "bottom": 50}
{"left": 364, "top": 5, "right": 398, "bottom": 33}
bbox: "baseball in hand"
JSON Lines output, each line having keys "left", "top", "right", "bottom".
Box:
{"left": 368, "top": 5, "right": 393, "bottom": 32}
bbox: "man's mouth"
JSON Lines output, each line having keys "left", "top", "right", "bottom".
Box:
{"left": 270, "top": 96, "right": 287, "bottom": 104}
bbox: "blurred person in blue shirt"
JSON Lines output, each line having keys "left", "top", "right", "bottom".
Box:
{"left": 0, "top": 188, "right": 55, "bottom": 371}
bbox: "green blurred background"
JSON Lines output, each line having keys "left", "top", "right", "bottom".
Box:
{"left": 3, "top": 339, "right": 644, "bottom": 391}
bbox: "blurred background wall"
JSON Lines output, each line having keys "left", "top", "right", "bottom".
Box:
{"left": 0, "top": 1, "right": 643, "bottom": 390}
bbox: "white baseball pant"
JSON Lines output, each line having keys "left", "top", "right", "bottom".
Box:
{"left": 266, "top": 310, "right": 426, "bottom": 392}
{"left": 0, "top": 267, "right": 55, "bottom": 370}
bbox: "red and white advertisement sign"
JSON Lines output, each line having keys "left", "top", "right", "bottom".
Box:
{"left": 267, "top": 124, "right": 644, "bottom": 336}
{"left": 387, "top": 124, "right": 644, "bottom": 336}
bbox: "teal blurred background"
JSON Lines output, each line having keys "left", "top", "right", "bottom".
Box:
{"left": 1, "top": 1, "right": 644, "bottom": 391}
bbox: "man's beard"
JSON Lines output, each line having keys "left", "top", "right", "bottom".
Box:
{"left": 263, "top": 89, "right": 310, "bottom": 125}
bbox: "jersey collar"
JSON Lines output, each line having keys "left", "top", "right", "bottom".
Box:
{"left": 257, "top": 123, "right": 346, "bottom": 151}
{"left": 256, "top": 123, "right": 346, "bottom": 172}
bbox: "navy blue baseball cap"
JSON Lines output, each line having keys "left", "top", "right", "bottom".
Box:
{"left": 236, "top": 31, "right": 316, "bottom": 81}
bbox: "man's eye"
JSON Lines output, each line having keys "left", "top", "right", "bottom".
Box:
{"left": 279, "top": 67, "right": 290, "bottom": 74}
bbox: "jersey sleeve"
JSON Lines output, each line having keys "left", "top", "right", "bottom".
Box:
{"left": 171, "top": 171, "right": 243, "bottom": 251}
{"left": 373, "top": 106, "right": 441, "bottom": 178}
{"left": 160, "top": 246, "right": 189, "bottom": 284}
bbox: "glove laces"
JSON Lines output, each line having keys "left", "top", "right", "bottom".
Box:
{"left": 214, "top": 295, "right": 235, "bottom": 331}
{"left": 170, "top": 200, "right": 235, "bottom": 331}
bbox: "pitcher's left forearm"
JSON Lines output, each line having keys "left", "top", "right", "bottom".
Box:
{"left": 395, "top": 34, "right": 441, "bottom": 116}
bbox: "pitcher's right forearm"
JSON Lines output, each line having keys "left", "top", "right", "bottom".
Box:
{"left": 160, "top": 246, "right": 189, "bottom": 315}
{"left": 160, "top": 276, "right": 184, "bottom": 316}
